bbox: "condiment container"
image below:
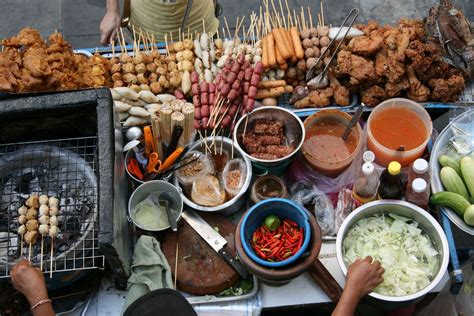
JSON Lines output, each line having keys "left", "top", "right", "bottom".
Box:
{"left": 250, "top": 174, "right": 288, "bottom": 204}
{"left": 378, "top": 161, "right": 405, "bottom": 200}
{"left": 302, "top": 109, "right": 363, "bottom": 178}
{"left": 367, "top": 98, "right": 432, "bottom": 167}
{"left": 406, "top": 178, "right": 429, "bottom": 210}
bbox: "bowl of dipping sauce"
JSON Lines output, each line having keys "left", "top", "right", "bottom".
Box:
{"left": 302, "top": 109, "right": 363, "bottom": 177}
{"left": 128, "top": 180, "right": 183, "bottom": 231}
{"left": 367, "top": 98, "right": 432, "bottom": 167}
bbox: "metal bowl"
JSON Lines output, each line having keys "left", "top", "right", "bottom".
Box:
{"left": 430, "top": 109, "right": 474, "bottom": 235}
{"left": 173, "top": 137, "right": 252, "bottom": 215}
{"left": 336, "top": 200, "right": 449, "bottom": 304}
{"left": 128, "top": 180, "right": 183, "bottom": 231}
{"left": 233, "top": 106, "right": 305, "bottom": 167}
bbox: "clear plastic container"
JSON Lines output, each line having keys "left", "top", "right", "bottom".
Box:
{"left": 352, "top": 162, "right": 379, "bottom": 205}
{"left": 302, "top": 109, "right": 363, "bottom": 178}
{"left": 406, "top": 178, "right": 429, "bottom": 210}
{"left": 367, "top": 98, "right": 432, "bottom": 167}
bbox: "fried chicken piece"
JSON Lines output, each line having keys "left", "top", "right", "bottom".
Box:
{"left": 348, "top": 29, "right": 384, "bottom": 56}
{"left": 17, "top": 28, "right": 44, "bottom": 46}
{"left": 405, "top": 40, "right": 440, "bottom": 74}
{"left": 329, "top": 72, "right": 350, "bottom": 106}
{"left": 309, "top": 87, "right": 334, "bottom": 107}
{"left": 0, "top": 67, "right": 17, "bottom": 91}
{"left": 398, "top": 18, "right": 425, "bottom": 41}
{"left": 336, "top": 51, "right": 376, "bottom": 83}
{"left": 428, "top": 75, "right": 465, "bottom": 103}
{"left": 361, "top": 85, "right": 387, "bottom": 107}
{"left": 355, "top": 20, "right": 381, "bottom": 35}
{"left": 385, "top": 77, "right": 410, "bottom": 97}
{"left": 18, "top": 68, "right": 44, "bottom": 91}
{"left": 23, "top": 44, "right": 51, "bottom": 77}
{"left": 375, "top": 48, "right": 406, "bottom": 83}
{"left": 406, "top": 66, "right": 430, "bottom": 102}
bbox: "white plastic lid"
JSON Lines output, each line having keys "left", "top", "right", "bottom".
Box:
{"left": 362, "top": 162, "right": 374, "bottom": 176}
{"left": 413, "top": 158, "right": 429, "bottom": 174}
{"left": 363, "top": 151, "right": 375, "bottom": 163}
{"left": 412, "top": 178, "right": 427, "bottom": 193}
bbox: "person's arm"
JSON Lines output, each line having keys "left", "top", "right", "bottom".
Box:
{"left": 332, "top": 256, "right": 384, "bottom": 316}
{"left": 11, "top": 260, "right": 55, "bottom": 316}
{"left": 100, "top": 0, "right": 121, "bottom": 45}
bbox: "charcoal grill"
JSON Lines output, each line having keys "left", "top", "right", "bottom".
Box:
{"left": 0, "top": 89, "right": 132, "bottom": 289}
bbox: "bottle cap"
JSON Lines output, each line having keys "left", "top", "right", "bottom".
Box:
{"left": 413, "top": 158, "right": 429, "bottom": 174}
{"left": 363, "top": 151, "right": 375, "bottom": 163}
{"left": 388, "top": 161, "right": 401, "bottom": 175}
{"left": 412, "top": 178, "right": 427, "bottom": 193}
{"left": 362, "top": 162, "right": 374, "bottom": 176}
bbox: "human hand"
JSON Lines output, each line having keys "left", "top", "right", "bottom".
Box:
{"left": 100, "top": 10, "right": 121, "bottom": 45}
{"left": 345, "top": 256, "right": 384, "bottom": 300}
{"left": 11, "top": 260, "right": 49, "bottom": 306}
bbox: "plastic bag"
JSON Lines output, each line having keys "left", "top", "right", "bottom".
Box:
{"left": 290, "top": 182, "right": 335, "bottom": 236}
{"left": 222, "top": 158, "right": 246, "bottom": 199}
{"left": 334, "top": 188, "right": 353, "bottom": 233}
{"left": 191, "top": 175, "right": 226, "bottom": 207}
{"left": 176, "top": 151, "right": 215, "bottom": 194}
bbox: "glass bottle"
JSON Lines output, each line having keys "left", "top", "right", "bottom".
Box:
{"left": 378, "top": 161, "right": 405, "bottom": 199}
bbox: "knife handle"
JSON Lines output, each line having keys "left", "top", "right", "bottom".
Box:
{"left": 218, "top": 248, "right": 249, "bottom": 279}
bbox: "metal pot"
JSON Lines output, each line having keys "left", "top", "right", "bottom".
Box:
{"left": 336, "top": 200, "right": 449, "bottom": 305}
{"left": 233, "top": 106, "right": 305, "bottom": 167}
{"left": 173, "top": 137, "right": 252, "bottom": 215}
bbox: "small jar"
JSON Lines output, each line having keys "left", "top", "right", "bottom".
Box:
{"left": 250, "top": 175, "right": 288, "bottom": 204}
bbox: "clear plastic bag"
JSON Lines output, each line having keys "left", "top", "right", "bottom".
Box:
{"left": 290, "top": 182, "right": 335, "bottom": 236}
{"left": 191, "top": 175, "right": 226, "bottom": 207}
{"left": 222, "top": 158, "right": 246, "bottom": 199}
{"left": 176, "top": 151, "right": 215, "bottom": 194}
{"left": 334, "top": 188, "right": 353, "bottom": 233}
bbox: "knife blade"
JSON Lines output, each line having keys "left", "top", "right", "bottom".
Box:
{"left": 181, "top": 210, "right": 249, "bottom": 279}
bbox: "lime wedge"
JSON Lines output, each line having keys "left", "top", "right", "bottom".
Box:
{"left": 264, "top": 215, "right": 281, "bottom": 231}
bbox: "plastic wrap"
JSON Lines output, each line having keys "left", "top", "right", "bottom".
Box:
{"left": 334, "top": 188, "right": 354, "bottom": 233}
{"left": 176, "top": 151, "right": 215, "bottom": 193}
{"left": 290, "top": 182, "right": 335, "bottom": 236}
{"left": 222, "top": 158, "right": 246, "bottom": 199}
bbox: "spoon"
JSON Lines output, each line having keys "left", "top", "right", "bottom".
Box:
{"left": 341, "top": 103, "right": 365, "bottom": 141}
{"left": 159, "top": 191, "right": 177, "bottom": 231}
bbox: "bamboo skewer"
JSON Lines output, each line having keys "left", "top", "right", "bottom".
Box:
{"left": 174, "top": 235, "right": 179, "bottom": 289}
{"left": 308, "top": 6, "right": 313, "bottom": 29}
{"left": 40, "top": 235, "right": 44, "bottom": 271}
{"left": 28, "top": 242, "right": 32, "bottom": 262}
{"left": 320, "top": 0, "right": 325, "bottom": 27}
{"left": 50, "top": 238, "right": 54, "bottom": 278}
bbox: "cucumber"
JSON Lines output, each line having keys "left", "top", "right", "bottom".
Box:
{"left": 438, "top": 155, "right": 461, "bottom": 175}
{"left": 440, "top": 166, "right": 470, "bottom": 200}
{"left": 464, "top": 205, "right": 474, "bottom": 227}
{"left": 460, "top": 156, "right": 474, "bottom": 197}
{"left": 430, "top": 191, "right": 470, "bottom": 217}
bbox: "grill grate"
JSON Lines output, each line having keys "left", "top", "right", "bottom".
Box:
{"left": 0, "top": 136, "right": 104, "bottom": 277}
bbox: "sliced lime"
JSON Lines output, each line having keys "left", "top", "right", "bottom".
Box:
{"left": 264, "top": 215, "right": 281, "bottom": 231}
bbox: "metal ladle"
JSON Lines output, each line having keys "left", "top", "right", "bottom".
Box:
{"left": 341, "top": 103, "right": 365, "bottom": 141}
{"left": 306, "top": 9, "right": 360, "bottom": 89}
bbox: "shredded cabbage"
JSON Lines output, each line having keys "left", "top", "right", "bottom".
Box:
{"left": 343, "top": 213, "right": 440, "bottom": 296}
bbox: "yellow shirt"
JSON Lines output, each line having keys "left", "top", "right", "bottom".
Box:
{"left": 130, "top": 0, "right": 219, "bottom": 42}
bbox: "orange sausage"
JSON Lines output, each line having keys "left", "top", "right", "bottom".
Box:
{"left": 275, "top": 42, "right": 286, "bottom": 66}
{"left": 272, "top": 28, "right": 291, "bottom": 59}
{"left": 267, "top": 34, "right": 277, "bottom": 68}
{"left": 284, "top": 29, "right": 296, "bottom": 58}
{"left": 290, "top": 27, "right": 304, "bottom": 60}
{"left": 262, "top": 35, "right": 269, "bottom": 69}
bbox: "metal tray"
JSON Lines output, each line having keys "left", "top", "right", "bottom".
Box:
{"left": 183, "top": 274, "right": 259, "bottom": 305}
{"left": 429, "top": 108, "right": 474, "bottom": 235}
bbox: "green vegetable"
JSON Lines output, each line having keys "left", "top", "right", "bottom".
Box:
{"left": 438, "top": 155, "right": 461, "bottom": 175}
{"left": 430, "top": 191, "right": 470, "bottom": 217}
{"left": 264, "top": 215, "right": 281, "bottom": 231}
{"left": 460, "top": 156, "right": 474, "bottom": 197}
{"left": 343, "top": 214, "right": 440, "bottom": 297}
{"left": 440, "top": 166, "right": 470, "bottom": 200}
{"left": 464, "top": 205, "right": 474, "bottom": 227}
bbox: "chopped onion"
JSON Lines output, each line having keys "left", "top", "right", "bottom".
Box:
{"left": 343, "top": 213, "right": 440, "bottom": 296}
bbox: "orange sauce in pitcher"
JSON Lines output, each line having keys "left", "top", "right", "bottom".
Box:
{"left": 371, "top": 108, "right": 427, "bottom": 150}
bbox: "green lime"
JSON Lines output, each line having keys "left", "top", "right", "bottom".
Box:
{"left": 264, "top": 215, "right": 281, "bottom": 231}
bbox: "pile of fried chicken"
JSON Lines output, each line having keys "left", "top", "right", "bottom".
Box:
{"left": 0, "top": 28, "right": 111, "bottom": 93}
{"left": 295, "top": 19, "right": 466, "bottom": 107}
{"left": 335, "top": 19, "right": 466, "bottom": 106}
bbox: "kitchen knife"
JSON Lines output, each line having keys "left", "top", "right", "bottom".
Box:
{"left": 181, "top": 210, "right": 249, "bottom": 279}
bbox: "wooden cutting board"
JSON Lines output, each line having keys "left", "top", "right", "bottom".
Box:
{"left": 161, "top": 212, "right": 240, "bottom": 295}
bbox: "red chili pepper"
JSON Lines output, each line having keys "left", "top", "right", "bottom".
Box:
{"left": 255, "top": 247, "right": 267, "bottom": 259}
{"left": 287, "top": 219, "right": 298, "bottom": 227}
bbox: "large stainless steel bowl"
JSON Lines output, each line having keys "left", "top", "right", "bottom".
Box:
{"left": 173, "top": 137, "right": 252, "bottom": 215}
{"left": 336, "top": 200, "right": 449, "bottom": 304}
{"left": 233, "top": 106, "right": 305, "bottom": 167}
{"left": 430, "top": 109, "right": 474, "bottom": 235}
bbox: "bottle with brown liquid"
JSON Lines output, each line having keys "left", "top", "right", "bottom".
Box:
{"left": 352, "top": 162, "right": 379, "bottom": 204}
{"left": 406, "top": 178, "right": 429, "bottom": 209}
{"left": 378, "top": 161, "right": 405, "bottom": 200}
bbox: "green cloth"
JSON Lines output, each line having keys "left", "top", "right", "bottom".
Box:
{"left": 122, "top": 235, "right": 173, "bottom": 314}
